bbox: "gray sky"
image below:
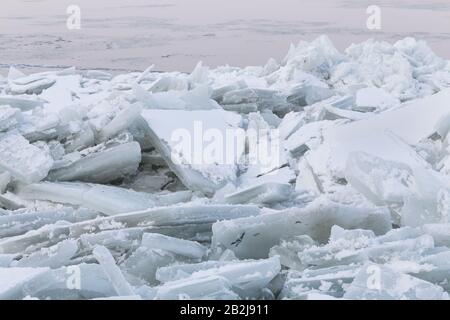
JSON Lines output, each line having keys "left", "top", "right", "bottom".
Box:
{"left": 1, "top": 0, "right": 450, "bottom": 72}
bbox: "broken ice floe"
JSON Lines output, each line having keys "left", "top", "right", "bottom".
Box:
{"left": 1, "top": 35, "right": 450, "bottom": 300}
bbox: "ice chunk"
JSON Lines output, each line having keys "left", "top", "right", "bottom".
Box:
{"left": 401, "top": 169, "right": 450, "bottom": 227}
{"left": 287, "top": 85, "right": 334, "bottom": 107}
{"left": 0, "top": 267, "right": 50, "bottom": 299}
{"left": 141, "top": 109, "right": 242, "bottom": 195}
{"left": 22, "top": 264, "right": 117, "bottom": 299}
{"left": 0, "top": 171, "right": 11, "bottom": 194}
{"left": 63, "top": 123, "right": 95, "bottom": 153}
{"left": 17, "top": 182, "right": 191, "bottom": 216}
{"left": 93, "top": 245, "right": 135, "bottom": 297}
{"left": 79, "top": 228, "right": 143, "bottom": 252}
{"left": 225, "top": 182, "right": 292, "bottom": 205}
{"left": 0, "top": 132, "right": 53, "bottom": 183}
{"left": 279, "top": 266, "right": 359, "bottom": 299}
{"left": 295, "top": 158, "right": 323, "bottom": 197}
{"left": 319, "top": 89, "right": 450, "bottom": 177}
{"left": 0, "top": 95, "right": 45, "bottom": 111}
{"left": 222, "top": 88, "right": 290, "bottom": 113}
{"left": 0, "top": 106, "right": 21, "bottom": 132}
{"left": 48, "top": 142, "right": 141, "bottom": 183}
{"left": 97, "top": 103, "right": 143, "bottom": 142}
{"left": 121, "top": 247, "right": 175, "bottom": 285}
{"left": 157, "top": 256, "right": 280, "bottom": 298}
{"left": 212, "top": 197, "right": 391, "bottom": 259}
{"left": 412, "top": 251, "right": 450, "bottom": 291}
{"left": 155, "top": 275, "right": 238, "bottom": 300}
{"left": 284, "top": 120, "right": 332, "bottom": 157}
{"left": 156, "top": 261, "right": 232, "bottom": 283}
{"left": 344, "top": 264, "right": 448, "bottom": 300}
{"left": 269, "top": 235, "right": 316, "bottom": 270}
{"left": 141, "top": 233, "right": 207, "bottom": 259}
{"left": 13, "top": 239, "right": 78, "bottom": 269}
{"left": 345, "top": 151, "right": 414, "bottom": 206}
{"left": 0, "top": 193, "right": 24, "bottom": 210}
{"left": 355, "top": 87, "right": 399, "bottom": 111}
{"left": 422, "top": 224, "right": 450, "bottom": 247}
{"left": 0, "top": 254, "right": 15, "bottom": 267}
{"left": 0, "top": 207, "right": 97, "bottom": 238}
{"left": 9, "top": 77, "right": 56, "bottom": 95}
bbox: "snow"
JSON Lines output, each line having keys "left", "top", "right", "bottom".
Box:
{"left": 1, "top": 35, "right": 450, "bottom": 300}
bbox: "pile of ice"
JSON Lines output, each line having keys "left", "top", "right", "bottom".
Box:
{"left": 1, "top": 36, "right": 450, "bottom": 300}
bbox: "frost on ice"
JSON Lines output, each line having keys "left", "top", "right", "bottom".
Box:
{"left": 1, "top": 36, "right": 450, "bottom": 300}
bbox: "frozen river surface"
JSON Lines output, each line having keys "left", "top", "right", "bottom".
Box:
{"left": 1, "top": 0, "right": 450, "bottom": 72}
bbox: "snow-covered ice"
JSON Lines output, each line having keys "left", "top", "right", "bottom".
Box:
{"left": 1, "top": 36, "right": 450, "bottom": 300}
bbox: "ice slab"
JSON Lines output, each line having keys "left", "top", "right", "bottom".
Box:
{"left": 17, "top": 182, "right": 192, "bottom": 216}
{"left": 0, "top": 171, "right": 11, "bottom": 194}
{"left": 0, "top": 207, "right": 97, "bottom": 238}
{"left": 155, "top": 275, "right": 238, "bottom": 300}
{"left": 93, "top": 245, "right": 135, "bottom": 297}
{"left": 97, "top": 103, "right": 143, "bottom": 142}
{"left": 47, "top": 142, "right": 141, "bottom": 183}
{"left": 141, "top": 233, "right": 207, "bottom": 259}
{"left": 121, "top": 247, "right": 175, "bottom": 285}
{"left": 320, "top": 89, "right": 450, "bottom": 176}
{"left": 0, "top": 267, "right": 50, "bottom": 299}
{"left": 0, "top": 105, "right": 21, "bottom": 132}
{"left": 0, "top": 132, "right": 53, "bottom": 183}
{"left": 141, "top": 109, "right": 242, "bottom": 195}
{"left": 355, "top": 87, "right": 400, "bottom": 111}
{"left": 225, "top": 182, "right": 292, "bottom": 205}
{"left": 156, "top": 257, "right": 280, "bottom": 299}
{"left": 286, "top": 85, "right": 334, "bottom": 107}
{"left": 344, "top": 264, "right": 448, "bottom": 300}
{"left": 212, "top": 197, "right": 391, "bottom": 259}
{"left": 13, "top": 239, "right": 78, "bottom": 269}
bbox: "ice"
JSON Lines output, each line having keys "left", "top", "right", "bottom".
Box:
{"left": 156, "top": 256, "right": 281, "bottom": 299}
{"left": 0, "top": 207, "right": 97, "bottom": 238}
{"left": 155, "top": 275, "right": 238, "bottom": 300}
{"left": 295, "top": 158, "right": 322, "bottom": 197}
{"left": 422, "top": 224, "right": 450, "bottom": 247}
{"left": 344, "top": 264, "right": 448, "bottom": 300}
{"left": 0, "top": 132, "right": 53, "bottom": 183}
{"left": 212, "top": 197, "right": 391, "bottom": 259}
{"left": 224, "top": 182, "right": 292, "bottom": 205}
{"left": 9, "top": 78, "right": 56, "bottom": 95}
{"left": 355, "top": 87, "right": 400, "bottom": 111}
{"left": 21, "top": 264, "right": 117, "bottom": 299}
{"left": 93, "top": 245, "right": 135, "bottom": 297}
{"left": 141, "top": 109, "right": 242, "bottom": 195}
{"left": 17, "top": 182, "right": 192, "bottom": 215}
{"left": 0, "top": 106, "right": 21, "bottom": 132}
{"left": 0, "top": 171, "right": 11, "bottom": 194}
{"left": 221, "top": 88, "right": 290, "bottom": 114}
{"left": 97, "top": 103, "right": 143, "bottom": 142}
{"left": 279, "top": 266, "right": 359, "bottom": 299}
{"left": 269, "top": 235, "right": 316, "bottom": 270}
{"left": 1, "top": 35, "right": 450, "bottom": 300}
{"left": 0, "top": 95, "right": 46, "bottom": 111}
{"left": 0, "top": 254, "right": 15, "bottom": 267}
{"left": 13, "top": 239, "right": 79, "bottom": 269}
{"left": 121, "top": 247, "right": 175, "bottom": 285}
{"left": 286, "top": 85, "right": 334, "bottom": 107}
{"left": 0, "top": 267, "right": 50, "bottom": 299}
{"left": 345, "top": 151, "right": 414, "bottom": 206}
{"left": 141, "top": 233, "right": 207, "bottom": 259}
{"left": 318, "top": 89, "right": 450, "bottom": 177}
{"left": 47, "top": 142, "right": 141, "bottom": 183}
